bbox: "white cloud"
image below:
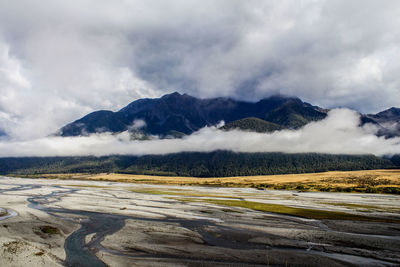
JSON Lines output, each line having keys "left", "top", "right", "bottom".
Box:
{"left": 0, "top": 109, "right": 398, "bottom": 157}
{"left": 129, "top": 119, "right": 146, "bottom": 130}
{"left": 0, "top": 34, "right": 158, "bottom": 139}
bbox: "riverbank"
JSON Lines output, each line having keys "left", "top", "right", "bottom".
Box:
{"left": 0, "top": 183, "right": 77, "bottom": 266}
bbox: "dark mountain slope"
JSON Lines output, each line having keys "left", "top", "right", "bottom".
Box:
{"left": 264, "top": 98, "right": 327, "bottom": 128}
{"left": 59, "top": 92, "right": 328, "bottom": 136}
{"left": 59, "top": 110, "right": 127, "bottom": 136}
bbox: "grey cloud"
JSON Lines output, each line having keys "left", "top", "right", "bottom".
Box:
{"left": 0, "top": 0, "right": 400, "bottom": 140}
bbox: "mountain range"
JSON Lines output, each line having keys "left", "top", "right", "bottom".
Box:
{"left": 59, "top": 92, "right": 400, "bottom": 138}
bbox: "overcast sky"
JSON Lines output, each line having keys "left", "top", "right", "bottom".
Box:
{"left": 1, "top": 0, "right": 400, "bottom": 140}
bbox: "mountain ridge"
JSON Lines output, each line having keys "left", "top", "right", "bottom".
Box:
{"left": 58, "top": 92, "right": 400, "bottom": 138}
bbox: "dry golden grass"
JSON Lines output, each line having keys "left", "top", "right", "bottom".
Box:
{"left": 14, "top": 169, "right": 400, "bottom": 193}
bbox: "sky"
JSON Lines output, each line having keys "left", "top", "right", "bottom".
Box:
{"left": 0, "top": 0, "right": 400, "bottom": 142}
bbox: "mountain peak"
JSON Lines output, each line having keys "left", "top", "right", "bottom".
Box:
{"left": 260, "top": 94, "right": 299, "bottom": 101}
{"left": 374, "top": 107, "right": 400, "bottom": 121}
{"left": 386, "top": 107, "right": 400, "bottom": 114}
{"left": 162, "top": 91, "right": 182, "bottom": 98}
{"left": 58, "top": 92, "right": 400, "bottom": 138}
{"left": 161, "top": 91, "right": 197, "bottom": 102}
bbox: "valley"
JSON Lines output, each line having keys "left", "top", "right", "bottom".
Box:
{"left": 1, "top": 176, "right": 400, "bottom": 266}
{"left": 2, "top": 2, "right": 400, "bottom": 266}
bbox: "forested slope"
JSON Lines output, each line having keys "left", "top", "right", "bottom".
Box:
{"left": 0, "top": 151, "right": 397, "bottom": 177}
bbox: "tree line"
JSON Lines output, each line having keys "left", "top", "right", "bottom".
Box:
{"left": 0, "top": 151, "right": 398, "bottom": 177}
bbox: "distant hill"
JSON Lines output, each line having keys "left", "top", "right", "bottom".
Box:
{"left": 58, "top": 92, "right": 400, "bottom": 138}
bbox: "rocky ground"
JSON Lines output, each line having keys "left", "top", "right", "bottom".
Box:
{"left": 0, "top": 176, "right": 399, "bottom": 266}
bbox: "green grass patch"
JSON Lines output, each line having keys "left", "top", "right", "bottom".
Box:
{"left": 178, "top": 198, "right": 400, "bottom": 223}
{"left": 39, "top": 225, "right": 60, "bottom": 235}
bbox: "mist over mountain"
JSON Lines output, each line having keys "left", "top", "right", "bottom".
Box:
{"left": 366, "top": 108, "right": 400, "bottom": 138}
{"left": 59, "top": 92, "right": 400, "bottom": 138}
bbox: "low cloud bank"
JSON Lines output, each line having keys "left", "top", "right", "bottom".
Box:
{"left": 0, "top": 109, "right": 399, "bottom": 157}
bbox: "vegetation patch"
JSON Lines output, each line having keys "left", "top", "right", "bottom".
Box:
{"left": 1, "top": 152, "right": 396, "bottom": 178}
{"left": 2, "top": 241, "right": 27, "bottom": 254}
{"left": 34, "top": 225, "right": 61, "bottom": 237}
{"left": 8, "top": 169, "right": 400, "bottom": 195}
{"left": 321, "top": 175, "right": 399, "bottom": 187}
{"left": 249, "top": 173, "right": 400, "bottom": 194}
{"left": 177, "top": 198, "right": 400, "bottom": 223}
{"left": 34, "top": 250, "right": 45, "bottom": 256}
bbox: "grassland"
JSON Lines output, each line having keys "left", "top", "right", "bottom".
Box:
{"left": 10, "top": 169, "right": 400, "bottom": 194}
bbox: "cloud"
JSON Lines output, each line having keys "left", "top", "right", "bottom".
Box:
{"left": 0, "top": 109, "right": 399, "bottom": 157}
{"left": 129, "top": 119, "right": 146, "bottom": 130}
{"left": 0, "top": 0, "right": 400, "bottom": 140}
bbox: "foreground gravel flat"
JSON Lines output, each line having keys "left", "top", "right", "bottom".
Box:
{"left": 0, "top": 176, "right": 399, "bottom": 266}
